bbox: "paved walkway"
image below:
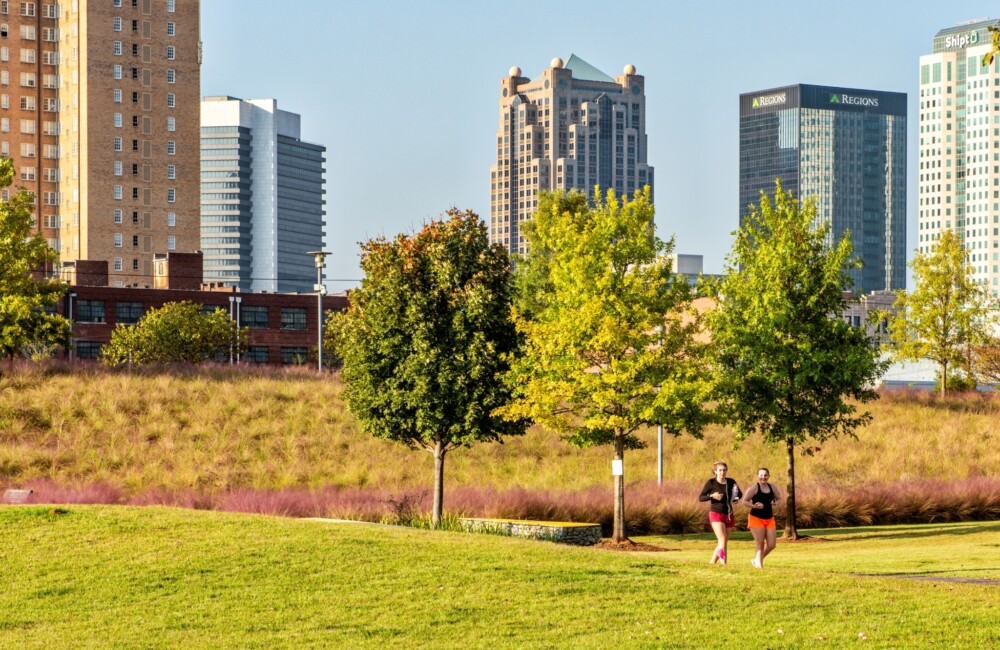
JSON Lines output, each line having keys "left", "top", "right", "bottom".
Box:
{"left": 852, "top": 573, "right": 1000, "bottom": 585}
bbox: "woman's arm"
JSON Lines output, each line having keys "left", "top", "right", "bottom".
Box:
{"left": 698, "top": 480, "right": 717, "bottom": 502}
{"left": 741, "top": 483, "right": 759, "bottom": 508}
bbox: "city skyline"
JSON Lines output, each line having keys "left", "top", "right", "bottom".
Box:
{"left": 201, "top": 1, "right": 1000, "bottom": 291}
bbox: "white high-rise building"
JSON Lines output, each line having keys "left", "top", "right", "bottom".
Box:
{"left": 200, "top": 97, "right": 326, "bottom": 293}
{"left": 919, "top": 18, "right": 1000, "bottom": 295}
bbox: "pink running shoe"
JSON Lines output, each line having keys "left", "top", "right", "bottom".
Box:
{"left": 719, "top": 549, "right": 727, "bottom": 562}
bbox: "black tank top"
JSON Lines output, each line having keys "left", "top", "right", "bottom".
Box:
{"left": 750, "top": 484, "right": 774, "bottom": 519}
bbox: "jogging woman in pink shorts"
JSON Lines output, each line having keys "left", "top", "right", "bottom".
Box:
{"left": 698, "top": 460, "right": 742, "bottom": 564}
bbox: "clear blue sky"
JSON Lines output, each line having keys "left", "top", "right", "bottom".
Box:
{"left": 201, "top": 1, "right": 998, "bottom": 291}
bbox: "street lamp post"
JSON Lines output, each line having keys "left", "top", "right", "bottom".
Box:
{"left": 68, "top": 291, "right": 76, "bottom": 363}
{"left": 306, "top": 251, "right": 329, "bottom": 374}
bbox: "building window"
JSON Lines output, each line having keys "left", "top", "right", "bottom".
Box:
{"left": 113, "top": 113, "right": 122, "bottom": 128}
{"left": 113, "top": 41, "right": 122, "bottom": 56}
{"left": 132, "top": 259, "right": 139, "bottom": 271}
{"left": 166, "top": 69, "right": 175, "bottom": 84}
{"left": 166, "top": 0, "right": 175, "bottom": 11}
{"left": 166, "top": 164, "right": 175, "bottom": 180}
{"left": 113, "top": 161, "right": 122, "bottom": 176}
{"left": 166, "top": 45, "right": 175, "bottom": 61}
{"left": 19, "top": 2, "right": 34, "bottom": 17}
{"left": 116, "top": 301, "right": 144, "bottom": 325}
{"left": 166, "top": 141, "right": 175, "bottom": 155}
{"left": 114, "top": 209, "right": 123, "bottom": 224}
{"left": 165, "top": 235, "right": 175, "bottom": 251}
{"left": 132, "top": 187, "right": 139, "bottom": 200}
{"left": 76, "top": 300, "right": 106, "bottom": 323}
{"left": 113, "top": 65, "right": 122, "bottom": 80}
{"left": 19, "top": 48, "right": 34, "bottom": 63}
{"left": 114, "top": 136, "right": 122, "bottom": 152}
{"left": 166, "top": 22, "right": 175, "bottom": 36}
{"left": 280, "top": 308, "right": 308, "bottom": 330}
{"left": 132, "top": 234, "right": 139, "bottom": 248}
{"left": 113, "top": 257, "right": 122, "bottom": 272}
{"left": 75, "top": 341, "right": 103, "bottom": 359}
{"left": 112, "top": 16, "right": 121, "bottom": 31}
{"left": 166, "top": 188, "right": 175, "bottom": 203}
{"left": 113, "top": 0, "right": 121, "bottom": 6}
{"left": 114, "top": 185, "right": 122, "bottom": 200}
{"left": 245, "top": 346, "right": 268, "bottom": 364}
{"left": 167, "top": 212, "right": 176, "bottom": 227}
{"left": 166, "top": 116, "right": 175, "bottom": 131}
{"left": 113, "top": 88, "right": 121, "bottom": 103}
{"left": 19, "top": 72, "right": 35, "bottom": 87}
{"left": 166, "top": 92, "right": 175, "bottom": 108}
{"left": 114, "top": 233, "right": 122, "bottom": 248}
{"left": 281, "top": 347, "right": 309, "bottom": 365}
{"left": 241, "top": 306, "right": 269, "bottom": 329}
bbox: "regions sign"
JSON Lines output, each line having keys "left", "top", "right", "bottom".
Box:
{"left": 752, "top": 93, "right": 786, "bottom": 108}
{"left": 830, "top": 93, "right": 879, "bottom": 108}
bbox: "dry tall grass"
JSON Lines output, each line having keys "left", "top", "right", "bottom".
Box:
{"left": 2, "top": 363, "right": 999, "bottom": 531}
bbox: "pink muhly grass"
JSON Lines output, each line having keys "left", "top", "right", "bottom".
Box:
{"left": 21, "top": 479, "right": 124, "bottom": 505}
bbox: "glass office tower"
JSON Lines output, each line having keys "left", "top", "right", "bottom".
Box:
{"left": 739, "top": 84, "right": 907, "bottom": 293}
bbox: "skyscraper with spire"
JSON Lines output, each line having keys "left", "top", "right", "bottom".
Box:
{"left": 490, "top": 55, "right": 653, "bottom": 254}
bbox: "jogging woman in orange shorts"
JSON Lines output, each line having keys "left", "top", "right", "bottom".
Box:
{"left": 698, "top": 460, "right": 742, "bottom": 564}
{"left": 742, "top": 467, "right": 781, "bottom": 569}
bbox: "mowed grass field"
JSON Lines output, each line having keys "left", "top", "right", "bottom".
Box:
{"left": 0, "top": 506, "right": 997, "bottom": 649}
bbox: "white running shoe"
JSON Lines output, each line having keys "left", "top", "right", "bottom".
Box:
{"left": 751, "top": 558, "right": 762, "bottom": 569}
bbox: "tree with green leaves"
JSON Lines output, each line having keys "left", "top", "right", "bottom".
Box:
{"left": 709, "top": 181, "right": 886, "bottom": 539}
{"left": 331, "top": 209, "right": 526, "bottom": 528}
{"left": 982, "top": 26, "right": 1000, "bottom": 67}
{"left": 101, "top": 301, "right": 245, "bottom": 366}
{"left": 0, "top": 157, "right": 69, "bottom": 366}
{"left": 887, "top": 230, "right": 993, "bottom": 395}
{"left": 499, "top": 188, "right": 714, "bottom": 544}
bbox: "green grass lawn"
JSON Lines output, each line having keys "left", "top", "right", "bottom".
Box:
{"left": 0, "top": 507, "right": 997, "bottom": 649}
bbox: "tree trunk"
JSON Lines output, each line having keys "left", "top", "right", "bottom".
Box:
{"left": 783, "top": 435, "right": 799, "bottom": 540}
{"left": 941, "top": 360, "right": 948, "bottom": 396}
{"left": 432, "top": 441, "right": 446, "bottom": 530}
{"left": 612, "top": 435, "right": 627, "bottom": 543}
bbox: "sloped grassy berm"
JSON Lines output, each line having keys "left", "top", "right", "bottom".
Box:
{"left": 1, "top": 362, "right": 999, "bottom": 531}
{"left": 0, "top": 505, "right": 997, "bottom": 649}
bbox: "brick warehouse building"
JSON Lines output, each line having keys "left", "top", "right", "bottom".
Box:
{"left": 55, "top": 254, "right": 348, "bottom": 365}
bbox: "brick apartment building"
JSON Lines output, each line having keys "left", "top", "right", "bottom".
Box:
{"left": 56, "top": 253, "right": 348, "bottom": 365}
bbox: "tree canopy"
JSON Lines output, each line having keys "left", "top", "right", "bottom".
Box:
{"left": 101, "top": 301, "right": 245, "bottom": 366}
{"left": 0, "top": 157, "right": 69, "bottom": 363}
{"left": 331, "top": 209, "right": 526, "bottom": 527}
{"left": 499, "top": 188, "right": 714, "bottom": 543}
{"left": 887, "top": 230, "right": 993, "bottom": 395}
{"left": 709, "top": 181, "right": 886, "bottom": 539}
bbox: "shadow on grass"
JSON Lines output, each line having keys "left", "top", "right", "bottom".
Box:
{"left": 641, "top": 521, "right": 1000, "bottom": 546}
{"left": 804, "top": 520, "right": 1000, "bottom": 542}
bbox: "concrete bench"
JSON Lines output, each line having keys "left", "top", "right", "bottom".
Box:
{"left": 2, "top": 489, "right": 33, "bottom": 504}
{"left": 459, "top": 517, "right": 602, "bottom": 546}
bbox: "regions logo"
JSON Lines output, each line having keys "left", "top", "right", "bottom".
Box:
{"left": 752, "top": 93, "right": 786, "bottom": 108}
{"left": 830, "top": 94, "right": 879, "bottom": 108}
